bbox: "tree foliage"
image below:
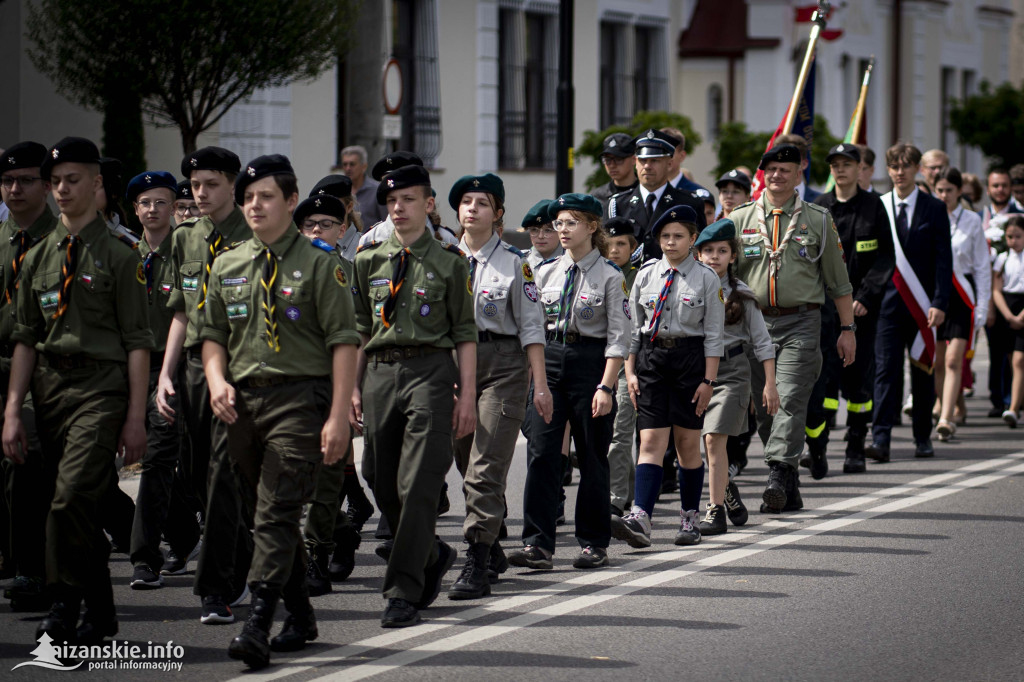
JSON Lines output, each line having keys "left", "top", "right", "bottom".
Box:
{"left": 578, "top": 111, "right": 702, "bottom": 191}
{"left": 713, "top": 114, "right": 841, "bottom": 186}
{"left": 26, "top": 0, "right": 360, "bottom": 168}
{"left": 949, "top": 80, "right": 1024, "bottom": 169}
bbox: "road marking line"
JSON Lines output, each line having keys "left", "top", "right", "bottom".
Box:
{"left": 235, "top": 453, "right": 1024, "bottom": 682}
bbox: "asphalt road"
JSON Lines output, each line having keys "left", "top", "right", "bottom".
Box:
{"left": 3, "top": 350, "right": 1024, "bottom": 681}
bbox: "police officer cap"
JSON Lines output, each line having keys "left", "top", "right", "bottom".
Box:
{"left": 715, "top": 169, "right": 752, "bottom": 193}
{"left": 694, "top": 218, "right": 736, "bottom": 249}
{"left": 650, "top": 204, "right": 698, "bottom": 239}
{"left": 125, "top": 171, "right": 177, "bottom": 204}
{"left": 175, "top": 180, "right": 193, "bottom": 201}
{"left": 604, "top": 216, "right": 638, "bottom": 240}
{"left": 376, "top": 164, "right": 432, "bottom": 205}
{"left": 633, "top": 129, "right": 680, "bottom": 159}
{"left": 448, "top": 173, "right": 504, "bottom": 211}
{"left": 551, "top": 192, "right": 602, "bottom": 218}
{"left": 2, "top": 141, "right": 47, "bottom": 173}
{"left": 825, "top": 143, "right": 861, "bottom": 165}
{"left": 181, "top": 146, "right": 241, "bottom": 178}
{"left": 601, "top": 133, "right": 636, "bottom": 158}
{"left": 234, "top": 154, "right": 295, "bottom": 206}
{"left": 520, "top": 199, "right": 554, "bottom": 230}
{"left": 294, "top": 194, "right": 347, "bottom": 227}
{"left": 371, "top": 151, "right": 424, "bottom": 182}
{"left": 758, "top": 143, "right": 801, "bottom": 170}
{"left": 309, "top": 174, "right": 352, "bottom": 199}
{"left": 40, "top": 136, "right": 101, "bottom": 181}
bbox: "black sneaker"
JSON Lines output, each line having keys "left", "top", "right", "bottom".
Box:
{"left": 698, "top": 504, "right": 727, "bottom": 536}
{"left": 507, "top": 545, "right": 553, "bottom": 570}
{"left": 199, "top": 595, "right": 233, "bottom": 624}
{"left": 130, "top": 564, "right": 163, "bottom": 590}
{"left": 724, "top": 481, "right": 748, "bottom": 526}
{"left": 572, "top": 546, "right": 608, "bottom": 569}
{"left": 381, "top": 598, "right": 421, "bottom": 628}
{"left": 161, "top": 539, "right": 201, "bottom": 576}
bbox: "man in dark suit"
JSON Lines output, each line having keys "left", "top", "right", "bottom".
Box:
{"left": 608, "top": 129, "right": 705, "bottom": 263}
{"left": 868, "top": 143, "right": 953, "bottom": 462}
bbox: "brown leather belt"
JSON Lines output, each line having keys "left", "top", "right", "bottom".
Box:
{"left": 371, "top": 346, "right": 449, "bottom": 364}
{"left": 759, "top": 303, "right": 820, "bottom": 317}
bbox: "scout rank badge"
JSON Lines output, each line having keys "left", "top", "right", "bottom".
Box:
{"left": 622, "top": 299, "right": 631, "bottom": 320}
{"left": 334, "top": 265, "right": 347, "bottom": 287}
{"left": 135, "top": 263, "right": 146, "bottom": 284}
{"left": 578, "top": 293, "right": 596, "bottom": 320}
{"left": 227, "top": 302, "right": 248, "bottom": 320}
{"left": 182, "top": 275, "right": 199, "bottom": 292}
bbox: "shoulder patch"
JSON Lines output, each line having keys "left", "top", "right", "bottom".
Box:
{"left": 521, "top": 260, "right": 534, "bottom": 282}
{"left": 440, "top": 242, "right": 466, "bottom": 258}
{"left": 732, "top": 200, "right": 755, "bottom": 212}
{"left": 639, "top": 259, "right": 659, "bottom": 270}
{"left": 357, "top": 240, "right": 383, "bottom": 254}
{"left": 605, "top": 259, "right": 622, "bottom": 272}
{"left": 802, "top": 201, "right": 828, "bottom": 214}
{"left": 311, "top": 237, "right": 336, "bottom": 254}
{"left": 502, "top": 242, "right": 525, "bottom": 258}
{"left": 176, "top": 217, "right": 199, "bottom": 228}
{"left": 334, "top": 264, "right": 348, "bottom": 287}
{"left": 114, "top": 233, "right": 139, "bottom": 250}
{"left": 216, "top": 240, "right": 246, "bottom": 255}
{"left": 538, "top": 256, "right": 559, "bottom": 267}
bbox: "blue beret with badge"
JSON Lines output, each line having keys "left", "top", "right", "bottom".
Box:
{"left": 551, "top": 192, "right": 602, "bottom": 218}
{"left": 633, "top": 129, "right": 680, "bottom": 159}
{"left": 181, "top": 146, "right": 241, "bottom": 178}
{"left": 758, "top": 143, "right": 802, "bottom": 170}
{"left": 604, "top": 216, "right": 638, "bottom": 240}
{"left": 371, "top": 150, "right": 423, "bottom": 182}
{"left": 40, "top": 136, "right": 101, "bottom": 181}
{"left": 376, "top": 164, "right": 432, "bottom": 205}
{"left": 694, "top": 218, "right": 736, "bottom": 248}
{"left": 448, "top": 173, "right": 505, "bottom": 211}
{"left": 309, "top": 174, "right": 352, "bottom": 199}
{"left": 2, "top": 141, "right": 47, "bottom": 173}
{"left": 234, "top": 154, "right": 295, "bottom": 205}
{"left": 175, "top": 180, "right": 193, "bottom": 201}
{"left": 125, "top": 171, "right": 177, "bottom": 204}
{"left": 520, "top": 199, "right": 554, "bottom": 230}
{"left": 650, "top": 204, "right": 698, "bottom": 239}
{"left": 294, "top": 194, "right": 347, "bottom": 226}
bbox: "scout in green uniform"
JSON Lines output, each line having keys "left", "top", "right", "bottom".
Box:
{"left": 730, "top": 144, "right": 856, "bottom": 513}
{"left": 2, "top": 137, "right": 154, "bottom": 644}
{"left": 200, "top": 155, "right": 360, "bottom": 668}
{"left": 157, "top": 147, "right": 255, "bottom": 623}
{"left": 124, "top": 170, "right": 202, "bottom": 590}
{"left": 352, "top": 164, "right": 477, "bottom": 627}
{"left": 0, "top": 142, "right": 56, "bottom": 611}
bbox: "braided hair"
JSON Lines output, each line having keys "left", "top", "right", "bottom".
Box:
{"left": 721, "top": 237, "right": 757, "bottom": 326}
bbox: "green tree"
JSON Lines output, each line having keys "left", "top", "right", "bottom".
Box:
{"left": 713, "top": 114, "right": 841, "bottom": 186}
{"left": 578, "top": 111, "right": 702, "bottom": 191}
{"left": 950, "top": 80, "right": 1024, "bottom": 169}
{"left": 26, "top": 0, "right": 360, "bottom": 179}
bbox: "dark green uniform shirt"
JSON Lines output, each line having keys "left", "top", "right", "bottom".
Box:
{"left": 167, "top": 207, "right": 250, "bottom": 349}
{"left": 354, "top": 228, "right": 476, "bottom": 353}
{"left": 12, "top": 214, "right": 154, "bottom": 361}
{"left": 200, "top": 226, "right": 361, "bottom": 382}
{"left": 0, "top": 208, "right": 58, "bottom": 347}
{"left": 139, "top": 231, "right": 176, "bottom": 354}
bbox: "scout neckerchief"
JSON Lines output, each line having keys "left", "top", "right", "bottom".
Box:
{"left": 555, "top": 262, "right": 579, "bottom": 334}
{"left": 755, "top": 192, "right": 803, "bottom": 307}
{"left": 883, "top": 190, "right": 934, "bottom": 371}
{"left": 259, "top": 247, "right": 280, "bottom": 352}
{"left": 197, "top": 227, "right": 223, "bottom": 310}
{"left": 648, "top": 266, "right": 678, "bottom": 340}
{"left": 949, "top": 205, "right": 978, "bottom": 358}
{"left": 381, "top": 248, "right": 410, "bottom": 329}
{"left": 465, "top": 238, "right": 501, "bottom": 291}
{"left": 52, "top": 234, "right": 79, "bottom": 319}
{"left": 142, "top": 250, "right": 157, "bottom": 300}
{"left": 6, "top": 230, "right": 39, "bottom": 304}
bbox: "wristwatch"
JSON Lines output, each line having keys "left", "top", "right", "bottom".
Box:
{"left": 702, "top": 378, "right": 718, "bottom": 387}
{"left": 596, "top": 384, "right": 614, "bottom": 394}
{"left": 840, "top": 323, "right": 857, "bottom": 333}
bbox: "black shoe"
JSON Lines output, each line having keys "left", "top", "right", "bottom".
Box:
{"left": 76, "top": 614, "right": 118, "bottom": 645}
{"left": 416, "top": 539, "right": 456, "bottom": 609}
{"left": 228, "top": 584, "right": 278, "bottom": 669}
{"left": 381, "top": 598, "right": 420, "bottom": 628}
{"left": 37, "top": 598, "right": 81, "bottom": 643}
{"left": 6, "top": 576, "right": 48, "bottom": 612}
{"left": 724, "top": 481, "right": 748, "bottom": 526}
{"left": 988, "top": 405, "right": 1005, "bottom": 418}
{"left": 437, "top": 483, "right": 450, "bottom": 517}
{"left": 783, "top": 470, "right": 803, "bottom": 512}
{"left": 329, "top": 526, "right": 361, "bottom": 582}
{"left": 698, "top": 504, "right": 727, "bottom": 535}
{"left": 344, "top": 480, "right": 375, "bottom": 533}
{"left": 555, "top": 501, "right": 566, "bottom": 525}
{"left": 562, "top": 457, "right": 573, "bottom": 486}
{"left": 914, "top": 440, "right": 935, "bottom": 458}
{"left": 448, "top": 542, "right": 491, "bottom": 600}
{"left": 507, "top": 545, "right": 553, "bottom": 570}
{"left": 806, "top": 444, "right": 828, "bottom": 480}
{"left": 375, "top": 538, "right": 394, "bottom": 562}
{"left": 572, "top": 545, "right": 608, "bottom": 569}
{"left": 161, "top": 539, "right": 201, "bottom": 576}
{"left": 270, "top": 610, "right": 318, "bottom": 652}
{"left": 843, "top": 454, "right": 867, "bottom": 473}
{"left": 866, "top": 442, "right": 890, "bottom": 463}
{"left": 761, "top": 463, "right": 789, "bottom": 513}
{"left": 487, "top": 541, "right": 509, "bottom": 584}
{"left": 200, "top": 594, "right": 234, "bottom": 624}
{"left": 130, "top": 564, "right": 164, "bottom": 590}
{"left": 305, "top": 550, "right": 332, "bottom": 597}
{"left": 498, "top": 520, "right": 508, "bottom": 539}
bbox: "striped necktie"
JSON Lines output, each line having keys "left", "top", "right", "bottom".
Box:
{"left": 381, "top": 248, "right": 410, "bottom": 329}
{"left": 197, "top": 228, "right": 222, "bottom": 310}
{"left": 555, "top": 263, "right": 579, "bottom": 334}
{"left": 5, "top": 230, "right": 33, "bottom": 304}
{"left": 52, "top": 235, "right": 79, "bottom": 320}
{"left": 260, "top": 248, "right": 280, "bottom": 352}
{"left": 648, "top": 268, "right": 677, "bottom": 340}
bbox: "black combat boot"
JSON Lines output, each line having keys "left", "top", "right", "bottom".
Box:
{"left": 783, "top": 468, "right": 804, "bottom": 511}
{"left": 447, "top": 542, "right": 491, "bottom": 600}
{"left": 76, "top": 571, "right": 118, "bottom": 645}
{"left": 486, "top": 541, "right": 509, "bottom": 584}
{"left": 228, "top": 583, "right": 279, "bottom": 669}
{"left": 36, "top": 585, "right": 82, "bottom": 644}
{"left": 272, "top": 570, "right": 318, "bottom": 652}
{"left": 329, "top": 525, "right": 361, "bottom": 582}
{"left": 761, "top": 462, "right": 789, "bottom": 513}
{"left": 844, "top": 413, "right": 869, "bottom": 473}
{"left": 305, "top": 548, "right": 332, "bottom": 597}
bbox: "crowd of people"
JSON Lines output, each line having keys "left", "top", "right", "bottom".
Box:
{"left": 0, "top": 129, "right": 1022, "bottom": 669}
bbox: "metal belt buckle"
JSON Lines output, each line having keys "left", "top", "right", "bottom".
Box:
{"left": 389, "top": 349, "right": 404, "bottom": 362}
{"left": 765, "top": 306, "right": 781, "bottom": 316}
{"left": 662, "top": 338, "right": 676, "bottom": 348}
{"left": 564, "top": 331, "right": 579, "bottom": 344}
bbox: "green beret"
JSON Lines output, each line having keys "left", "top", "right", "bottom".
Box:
{"left": 551, "top": 193, "right": 602, "bottom": 218}
{"left": 694, "top": 218, "right": 736, "bottom": 248}
{"left": 448, "top": 173, "right": 505, "bottom": 211}
{"left": 520, "top": 199, "right": 554, "bottom": 229}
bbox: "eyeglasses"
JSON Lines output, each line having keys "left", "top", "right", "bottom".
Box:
{"left": 1, "top": 175, "right": 41, "bottom": 189}
{"left": 552, "top": 219, "right": 582, "bottom": 231}
{"left": 528, "top": 226, "right": 557, "bottom": 236}
{"left": 301, "top": 218, "right": 342, "bottom": 232}
{"left": 136, "top": 199, "right": 170, "bottom": 210}
{"left": 174, "top": 205, "right": 201, "bottom": 217}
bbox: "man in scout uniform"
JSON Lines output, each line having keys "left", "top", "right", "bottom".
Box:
{"left": 592, "top": 133, "right": 637, "bottom": 216}
{"left": 201, "top": 155, "right": 360, "bottom": 668}
{"left": 124, "top": 170, "right": 202, "bottom": 590}
{"left": 2, "top": 137, "right": 154, "bottom": 643}
{"left": 0, "top": 142, "right": 56, "bottom": 611}
{"left": 157, "top": 146, "right": 253, "bottom": 623}
{"left": 731, "top": 143, "right": 856, "bottom": 513}
{"left": 353, "top": 163, "right": 477, "bottom": 627}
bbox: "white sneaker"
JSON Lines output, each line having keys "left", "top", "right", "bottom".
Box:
{"left": 1002, "top": 410, "right": 1019, "bottom": 429}
{"left": 902, "top": 395, "right": 914, "bottom": 417}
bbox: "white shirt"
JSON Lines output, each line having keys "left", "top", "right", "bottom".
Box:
{"left": 638, "top": 183, "right": 669, "bottom": 208}
{"left": 995, "top": 248, "right": 1024, "bottom": 294}
{"left": 949, "top": 207, "right": 991, "bottom": 319}
{"left": 882, "top": 186, "right": 920, "bottom": 228}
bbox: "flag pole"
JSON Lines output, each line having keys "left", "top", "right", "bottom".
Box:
{"left": 783, "top": 1, "right": 830, "bottom": 133}
{"left": 850, "top": 56, "right": 875, "bottom": 144}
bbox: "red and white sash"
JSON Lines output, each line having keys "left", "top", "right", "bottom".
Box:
{"left": 884, "top": 194, "right": 935, "bottom": 370}
{"left": 950, "top": 207, "right": 977, "bottom": 357}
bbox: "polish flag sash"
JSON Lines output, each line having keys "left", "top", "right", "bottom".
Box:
{"left": 883, "top": 195, "right": 935, "bottom": 370}
{"left": 952, "top": 269, "right": 976, "bottom": 357}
